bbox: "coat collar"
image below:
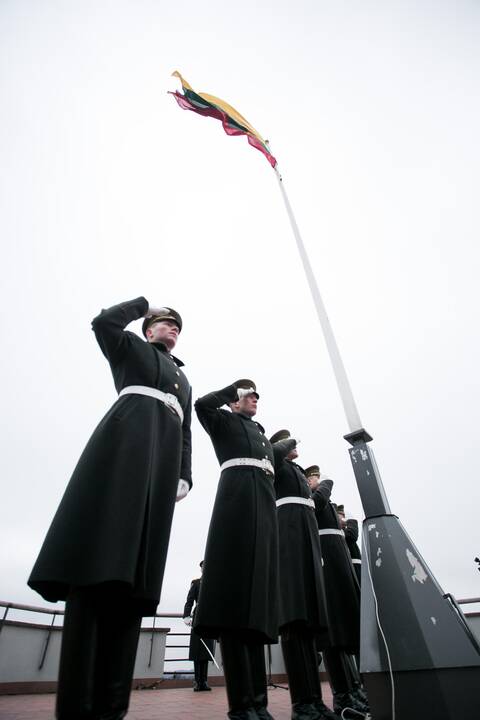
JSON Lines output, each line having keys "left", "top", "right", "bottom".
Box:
{"left": 151, "top": 341, "right": 185, "bottom": 367}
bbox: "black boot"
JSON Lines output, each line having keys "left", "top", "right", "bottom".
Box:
{"left": 91, "top": 595, "right": 142, "bottom": 720}
{"left": 247, "top": 642, "right": 275, "bottom": 720}
{"left": 197, "top": 660, "right": 211, "bottom": 691}
{"left": 281, "top": 625, "right": 324, "bottom": 720}
{"left": 220, "top": 635, "right": 258, "bottom": 720}
{"left": 193, "top": 661, "right": 201, "bottom": 691}
{"left": 56, "top": 588, "right": 98, "bottom": 720}
{"left": 351, "top": 684, "right": 368, "bottom": 708}
{"left": 301, "top": 636, "right": 339, "bottom": 720}
{"left": 332, "top": 691, "right": 368, "bottom": 716}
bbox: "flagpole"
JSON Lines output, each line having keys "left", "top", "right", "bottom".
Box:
{"left": 272, "top": 164, "right": 363, "bottom": 434}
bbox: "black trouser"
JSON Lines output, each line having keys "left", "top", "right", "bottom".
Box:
{"left": 194, "top": 660, "right": 209, "bottom": 684}
{"left": 322, "top": 647, "right": 352, "bottom": 694}
{"left": 56, "top": 585, "right": 142, "bottom": 720}
{"left": 280, "top": 623, "right": 324, "bottom": 705}
{"left": 219, "top": 634, "right": 269, "bottom": 714}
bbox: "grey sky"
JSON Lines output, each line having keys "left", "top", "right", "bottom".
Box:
{"left": 1, "top": 0, "right": 479, "bottom": 615}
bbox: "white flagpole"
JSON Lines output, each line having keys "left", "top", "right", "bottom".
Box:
{"left": 272, "top": 163, "right": 363, "bottom": 433}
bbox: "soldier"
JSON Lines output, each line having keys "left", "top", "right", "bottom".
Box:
{"left": 183, "top": 560, "right": 215, "bottom": 691}
{"left": 270, "top": 430, "right": 339, "bottom": 720}
{"left": 336, "top": 505, "right": 362, "bottom": 586}
{"left": 194, "top": 380, "right": 278, "bottom": 720}
{"left": 28, "top": 298, "right": 192, "bottom": 720}
{"left": 305, "top": 466, "right": 367, "bottom": 717}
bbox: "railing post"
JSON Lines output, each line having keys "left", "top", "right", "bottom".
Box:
{"left": 0, "top": 604, "right": 10, "bottom": 638}
{"left": 38, "top": 611, "right": 57, "bottom": 670}
{"left": 148, "top": 614, "right": 156, "bottom": 668}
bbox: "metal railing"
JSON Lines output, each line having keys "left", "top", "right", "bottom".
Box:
{"left": 0, "top": 601, "right": 193, "bottom": 675}
{"left": 1, "top": 595, "right": 479, "bottom": 677}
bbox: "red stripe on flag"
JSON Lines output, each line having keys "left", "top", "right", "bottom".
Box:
{"left": 169, "top": 91, "right": 277, "bottom": 168}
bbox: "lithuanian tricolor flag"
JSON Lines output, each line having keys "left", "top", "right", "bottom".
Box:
{"left": 169, "top": 71, "right": 277, "bottom": 168}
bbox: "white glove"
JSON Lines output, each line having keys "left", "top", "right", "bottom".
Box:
{"left": 176, "top": 479, "right": 190, "bottom": 502}
{"left": 183, "top": 616, "right": 193, "bottom": 626}
{"left": 237, "top": 387, "right": 255, "bottom": 400}
{"left": 145, "top": 305, "right": 169, "bottom": 318}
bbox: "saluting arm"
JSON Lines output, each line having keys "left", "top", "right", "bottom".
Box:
{"left": 344, "top": 518, "right": 359, "bottom": 542}
{"left": 313, "top": 478, "right": 334, "bottom": 510}
{"left": 272, "top": 438, "right": 297, "bottom": 470}
{"left": 194, "top": 384, "right": 238, "bottom": 434}
{"left": 91, "top": 296, "right": 149, "bottom": 365}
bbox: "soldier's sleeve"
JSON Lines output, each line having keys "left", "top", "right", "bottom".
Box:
{"left": 180, "top": 387, "right": 193, "bottom": 488}
{"left": 183, "top": 580, "right": 197, "bottom": 617}
{"left": 91, "top": 296, "right": 149, "bottom": 365}
{"left": 194, "top": 384, "right": 238, "bottom": 435}
{"left": 344, "top": 518, "right": 359, "bottom": 542}
{"left": 313, "top": 478, "right": 333, "bottom": 510}
{"left": 272, "top": 438, "right": 297, "bottom": 469}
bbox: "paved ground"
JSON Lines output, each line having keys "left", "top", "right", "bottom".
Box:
{"left": 0, "top": 683, "right": 334, "bottom": 720}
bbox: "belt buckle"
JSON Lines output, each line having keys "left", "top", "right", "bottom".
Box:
{"left": 164, "top": 393, "right": 177, "bottom": 413}
{"left": 261, "top": 458, "right": 271, "bottom": 474}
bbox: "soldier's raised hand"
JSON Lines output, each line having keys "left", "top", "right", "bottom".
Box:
{"left": 145, "top": 305, "right": 170, "bottom": 318}
{"left": 237, "top": 387, "right": 256, "bottom": 400}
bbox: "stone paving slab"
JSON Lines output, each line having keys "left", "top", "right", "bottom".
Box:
{"left": 0, "top": 684, "right": 334, "bottom": 720}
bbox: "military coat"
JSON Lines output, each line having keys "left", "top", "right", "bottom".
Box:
{"left": 28, "top": 297, "right": 192, "bottom": 615}
{"left": 183, "top": 578, "right": 216, "bottom": 661}
{"left": 312, "top": 480, "right": 360, "bottom": 653}
{"left": 273, "top": 442, "right": 329, "bottom": 639}
{"left": 344, "top": 518, "right": 362, "bottom": 586}
{"left": 193, "top": 384, "right": 278, "bottom": 643}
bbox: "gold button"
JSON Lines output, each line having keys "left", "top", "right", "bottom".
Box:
{"left": 174, "top": 383, "right": 179, "bottom": 389}
{"left": 262, "top": 442, "right": 266, "bottom": 447}
{"left": 176, "top": 371, "right": 180, "bottom": 376}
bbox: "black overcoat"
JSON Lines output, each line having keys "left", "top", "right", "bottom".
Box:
{"left": 273, "top": 442, "right": 329, "bottom": 639}
{"left": 183, "top": 578, "right": 215, "bottom": 661}
{"left": 312, "top": 480, "right": 360, "bottom": 653}
{"left": 193, "top": 384, "right": 279, "bottom": 643}
{"left": 28, "top": 297, "right": 192, "bottom": 615}
{"left": 344, "top": 518, "right": 362, "bottom": 586}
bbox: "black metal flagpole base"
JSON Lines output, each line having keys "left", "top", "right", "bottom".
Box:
{"left": 344, "top": 429, "right": 480, "bottom": 720}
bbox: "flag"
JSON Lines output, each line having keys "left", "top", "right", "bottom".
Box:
{"left": 169, "top": 71, "right": 277, "bottom": 168}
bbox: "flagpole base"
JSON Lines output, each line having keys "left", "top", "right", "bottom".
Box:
{"left": 344, "top": 432, "right": 480, "bottom": 720}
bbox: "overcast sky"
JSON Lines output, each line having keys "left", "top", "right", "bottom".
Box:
{"left": 1, "top": 0, "right": 479, "bottom": 619}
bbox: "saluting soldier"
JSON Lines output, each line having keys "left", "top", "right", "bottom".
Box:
{"left": 183, "top": 560, "right": 215, "bottom": 691}
{"left": 336, "top": 505, "right": 362, "bottom": 586}
{"left": 28, "top": 298, "right": 192, "bottom": 720}
{"left": 305, "top": 466, "right": 367, "bottom": 717}
{"left": 194, "top": 380, "right": 278, "bottom": 720}
{"left": 270, "top": 431, "right": 339, "bottom": 720}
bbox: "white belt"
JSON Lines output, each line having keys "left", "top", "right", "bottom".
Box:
{"left": 220, "top": 457, "right": 274, "bottom": 475}
{"left": 318, "top": 528, "right": 344, "bottom": 537}
{"left": 352, "top": 559, "right": 362, "bottom": 565}
{"left": 118, "top": 385, "right": 184, "bottom": 423}
{"left": 276, "top": 496, "right": 315, "bottom": 509}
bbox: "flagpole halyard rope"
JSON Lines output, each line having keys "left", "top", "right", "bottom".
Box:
{"left": 169, "top": 73, "right": 363, "bottom": 432}
{"left": 272, "top": 163, "right": 363, "bottom": 433}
